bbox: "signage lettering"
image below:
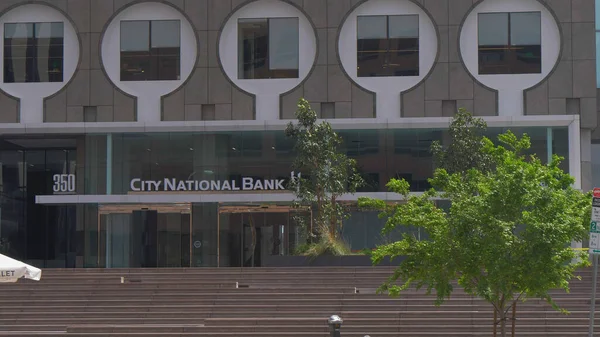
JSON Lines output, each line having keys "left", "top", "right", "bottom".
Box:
{"left": 0, "top": 270, "right": 15, "bottom": 277}
{"left": 53, "top": 174, "right": 76, "bottom": 194}
{"left": 130, "top": 177, "right": 288, "bottom": 192}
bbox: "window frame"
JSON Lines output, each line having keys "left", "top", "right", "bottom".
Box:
{"left": 477, "top": 11, "right": 542, "bottom": 75}
{"left": 3, "top": 21, "right": 65, "bottom": 84}
{"left": 119, "top": 19, "right": 181, "bottom": 82}
{"left": 356, "top": 14, "right": 420, "bottom": 78}
{"left": 237, "top": 17, "right": 300, "bottom": 80}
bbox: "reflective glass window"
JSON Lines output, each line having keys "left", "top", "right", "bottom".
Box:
{"left": 357, "top": 15, "right": 419, "bottom": 77}
{"left": 478, "top": 12, "right": 541, "bottom": 75}
{"left": 238, "top": 17, "right": 299, "bottom": 79}
{"left": 4, "top": 22, "right": 64, "bottom": 83}
{"left": 120, "top": 20, "right": 181, "bottom": 81}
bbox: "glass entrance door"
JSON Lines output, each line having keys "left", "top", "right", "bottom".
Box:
{"left": 217, "top": 205, "right": 311, "bottom": 267}
{"left": 98, "top": 204, "right": 192, "bottom": 268}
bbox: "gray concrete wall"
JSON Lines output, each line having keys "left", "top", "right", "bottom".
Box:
{"left": 0, "top": 0, "right": 594, "bottom": 123}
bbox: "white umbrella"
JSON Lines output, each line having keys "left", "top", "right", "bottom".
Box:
{"left": 0, "top": 253, "right": 41, "bottom": 282}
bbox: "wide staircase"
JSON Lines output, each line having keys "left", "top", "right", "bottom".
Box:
{"left": 0, "top": 267, "right": 599, "bottom": 336}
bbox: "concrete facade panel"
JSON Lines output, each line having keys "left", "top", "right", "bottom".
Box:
{"left": 304, "top": 66, "right": 328, "bottom": 102}
{"left": 402, "top": 85, "right": 425, "bottom": 117}
{"left": 90, "top": 0, "right": 112, "bottom": 33}
{"left": 66, "top": 106, "right": 84, "bottom": 122}
{"left": 113, "top": 89, "right": 135, "bottom": 122}
{"left": 232, "top": 87, "right": 254, "bottom": 120}
{"left": 573, "top": 60, "right": 597, "bottom": 98}
{"left": 207, "top": 68, "right": 232, "bottom": 104}
{"left": 424, "top": 63, "right": 449, "bottom": 100}
{"left": 548, "top": 61, "right": 574, "bottom": 98}
{"left": 351, "top": 84, "right": 375, "bottom": 118}
{"left": 185, "top": 0, "right": 208, "bottom": 30}
{"left": 304, "top": 0, "right": 327, "bottom": 29}
{"left": 45, "top": 91, "right": 67, "bottom": 122}
{"left": 185, "top": 68, "right": 208, "bottom": 105}
{"left": 0, "top": 93, "right": 19, "bottom": 123}
{"left": 162, "top": 89, "right": 185, "bottom": 121}
{"left": 580, "top": 97, "right": 598, "bottom": 129}
{"left": 327, "top": 65, "right": 352, "bottom": 102}
{"left": 90, "top": 70, "right": 114, "bottom": 106}
{"left": 572, "top": 22, "right": 596, "bottom": 60}
{"left": 549, "top": 98, "right": 567, "bottom": 115}
{"left": 525, "top": 82, "right": 549, "bottom": 115}
{"left": 425, "top": 100, "right": 442, "bottom": 117}
{"left": 449, "top": 62, "right": 473, "bottom": 100}
{"left": 571, "top": 0, "right": 595, "bottom": 22}
{"left": 208, "top": 0, "right": 231, "bottom": 31}
{"left": 473, "top": 83, "right": 497, "bottom": 116}
{"left": 67, "top": 70, "right": 90, "bottom": 106}
{"left": 68, "top": 0, "right": 90, "bottom": 33}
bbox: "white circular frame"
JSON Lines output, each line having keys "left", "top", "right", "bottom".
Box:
{"left": 101, "top": 2, "right": 197, "bottom": 122}
{"left": 0, "top": 4, "right": 79, "bottom": 123}
{"left": 459, "top": 0, "right": 561, "bottom": 117}
{"left": 219, "top": 0, "right": 317, "bottom": 121}
{"left": 338, "top": 0, "right": 438, "bottom": 119}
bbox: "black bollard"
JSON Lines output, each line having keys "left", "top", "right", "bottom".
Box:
{"left": 328, "top": 315, "right": 343, "bottom": 337}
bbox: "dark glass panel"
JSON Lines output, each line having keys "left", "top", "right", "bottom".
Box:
{"left": 239, "top": 18, "right": 269, "bottom": 79}
{"left": 357, "top": 15, "right": 419, "bottom": 77}
{"left": 4, "top": 22, "right": 63, "bottom": 83}
{"left": 510, "top": 12, "right": 541, "bottom": 74}
{"left": 238, "top": 18, "right": 299, "bottom": 79}
{"left": 150, "top": 20, "right": 180, "bottom": 81}
{"left": 120, "top": 20, "right": 180, "bottom": 81}
{"left": 478, "top": 12, "right": 541, "bottom": 75}
{"left": 357, "top": 16, "right": 387, "bottom": 77}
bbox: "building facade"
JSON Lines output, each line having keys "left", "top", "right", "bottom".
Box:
{"left": 0, "top": 0, "right": 593, "bottom": 269}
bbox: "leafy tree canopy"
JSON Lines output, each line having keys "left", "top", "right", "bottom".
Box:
{"left": 286, "top": 99, "right": 363, "bottom": 250}
{"left": 359, "top": 124, "right": 590, "bottom": 336}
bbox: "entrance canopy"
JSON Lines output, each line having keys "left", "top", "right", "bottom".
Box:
{"left": 0, "top": 254, "right": 42, "bottom": 282}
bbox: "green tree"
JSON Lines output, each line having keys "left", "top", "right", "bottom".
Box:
{"left": 430, "top": 108, "right": 493, "bottom": 175}
{"left": 286, "top": 99, "right": 363, "bottom": 255}
{"left": 359, "top": 131, "right": 590, "bottom": 337}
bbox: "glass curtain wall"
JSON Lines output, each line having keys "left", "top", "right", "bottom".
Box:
{"left": 0, "top": 148, "right": 77, "bottom": 267}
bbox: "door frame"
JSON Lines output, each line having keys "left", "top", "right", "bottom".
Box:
{"left": 97, "top": 203, "right": 193, "bottom": 267}
{"left": 216, "top": 204, "right": 312, "bottom": 267}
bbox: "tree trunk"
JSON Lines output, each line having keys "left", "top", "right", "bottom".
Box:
{"left": 493, "top": 309, "right": 497, "bottom": 337}
{"left": 499, "top": 310, "right": 507, "bottom": 337}
{"left": 511, "top": 301, "right": 517, "bottom": 337}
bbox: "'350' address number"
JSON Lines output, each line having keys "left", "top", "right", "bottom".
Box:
{"left": 53, "top": 174, "right": 76, "bottom": 193}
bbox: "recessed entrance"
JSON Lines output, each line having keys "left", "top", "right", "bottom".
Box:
{"left": 98, "top": 204, "right": 192, "bottom": 268}
{"left": 217, "top": 204, "right": 311, "bottom": 267}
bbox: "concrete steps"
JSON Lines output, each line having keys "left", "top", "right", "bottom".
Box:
{"left": 0, "top": 267, "right": 597, "bottom": 336}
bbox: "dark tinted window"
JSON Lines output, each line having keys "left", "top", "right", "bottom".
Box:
{"left": 357, "top": 15, "right": 419, "bottom": 77}
{"left": 4, "top": 22, "right": 64, "bottom": 83}
{"left": 478, "top": 12, "right": 541, "bottom": 75}
{"left": 120, "top": 20, "right": 180, "bottom": 81}
{"left": 238, "top": 17, "right": 299, "bottom": 79}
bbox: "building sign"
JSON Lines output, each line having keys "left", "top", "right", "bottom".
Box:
{"left": 590, "top": 188, "right": 600, "bottom": 254}
{"left": 53, "top": 174, "right": 76, "bottom": 194}
{"left": 130, "top": 177, "right": 288, "bottom": 192}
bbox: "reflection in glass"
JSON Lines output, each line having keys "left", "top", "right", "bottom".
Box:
{"left": 478, "top": 12, "right": 541, "bottom": 75}
{"left": 4, "top": 22, "right": 64, "bottom": 83}
{"left": 0, "top": 145, "right": 76, "bottom": 268}
{"left": 120, "top": 20, "right": 181, "bottom": 81}
{"left": 238, "top": 18, "right": 299, "bottom": 79}
{"left": 357, "top": 15, "right": 419, "bottom": 77}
